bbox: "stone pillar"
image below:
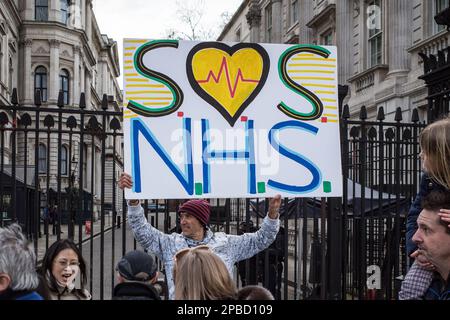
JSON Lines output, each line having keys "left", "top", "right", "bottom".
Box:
{"left": 336, "top": 0, "right": 353, "bottom": 84}
{"left": 81, "top": 0, "right": 86, "bottom": 29}
{"left": 299, "top": 0, "right": 314, "bottom": 43}
{"left": 271, "top": 0, "right": 282, "bottom": 43}
{"left": 86, "top": 0, "right": 92, "bottom": 41}
{"left": 49, "top": 0, "right": 59, "bottom": 22}
{"left": 1, "top": 36, "right": 6, "bottom": 83}
{"left": 80, "top": 62, "right": 85, "bottom": 96}
{"left": 73, "top": 45, "right": 81, "bottom": 106}
{"left": 22, "top": 38, "right": 33, "bottom": 103}
{"left": 246, "top": 0, "right": 262, "bottom": 43}
{"left": 49, "top": 39, "right": 60, "bottom": 103}
{"left": 85, "top": 69, "right": 91, "bottom": 109}
{"left": 23, "top": 0, "right": 35, "bottom": 20}
{"left": 102, "top": 58, "right": 108, "bottom": 95}
{"left": 70, "top": 0, "right": 82, "bottom": 29}
{"left": 387, "top": 0, "right": 411, "bottom": 76}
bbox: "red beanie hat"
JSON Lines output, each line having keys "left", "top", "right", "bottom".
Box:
{"left": 178, "top": 199, "right": 211, "bottom": 226}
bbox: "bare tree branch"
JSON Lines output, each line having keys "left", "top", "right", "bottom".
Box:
{"left": 164, "top": 0, "right": 223, "bottom": 41}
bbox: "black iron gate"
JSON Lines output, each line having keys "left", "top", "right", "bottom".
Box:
{"left": 0, "top": 88, "right": 426, "bottom": 300}
{"left": 0, "top": 89, "right": 123, "bottom": 299}
{"left": 419, "top": 45, "right": 450, "bottom": 122}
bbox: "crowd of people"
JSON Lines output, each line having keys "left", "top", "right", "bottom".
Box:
{"left": 1, "top": 117, "right": 449, "bottom": 301}
{"left": 0, "top": 188, "right": 280, "bottom": 300}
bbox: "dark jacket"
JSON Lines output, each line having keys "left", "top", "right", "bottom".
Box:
{"left": 0, "top": 289, "right": 43, "bottom": 300}
{"left": 112, "top": 282, "right": 161, "bottom": 300}
{"left": 406, "top": 173, "right": 447, "bottom": 256}
{"left": 423, "top": 273, "right": 450, "bottom": 300}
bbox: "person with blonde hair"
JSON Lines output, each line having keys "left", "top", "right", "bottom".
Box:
{"left": 173, "top": 245, "right": 236, "bottom": 300}
{"left": 400, "top": 117, "right": 450, "bottom": 299}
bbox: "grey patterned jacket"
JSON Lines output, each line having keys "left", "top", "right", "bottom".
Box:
{"left": 127, "top": 204, "right": 280, "bottom": 300}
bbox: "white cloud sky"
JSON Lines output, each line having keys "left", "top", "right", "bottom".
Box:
{"left": 92, "top": 0, "right": 243, "bottom": 89}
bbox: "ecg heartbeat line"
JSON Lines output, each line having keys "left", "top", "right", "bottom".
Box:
{"left": 197, "top": 57, "right": 260, "bottom": 98}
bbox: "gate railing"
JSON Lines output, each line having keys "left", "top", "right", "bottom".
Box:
{"left": 0, "top": 88, "right": 427, "bottom": 300}
{"left": 340, "top": 104, "right": 426, "bottom": 299}
{"left": 0, "top": 89, "right": 123, "bottom": 299}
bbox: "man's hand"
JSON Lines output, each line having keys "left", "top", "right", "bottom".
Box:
{"left": 119, "top": 173, "right": 133, "bottom": 190}
{"left": 268, "top": 194, "right": 282, "bottom": 219}
{"left": 410, "top": 249, "right": 435, "bottom": 271}
{"left": 119, "top": 173, "right": 139, "bottom": 206}
{"left": 438, "top": 209, "right": 450, "bottom": 228}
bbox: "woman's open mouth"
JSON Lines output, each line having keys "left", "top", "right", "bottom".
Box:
{"left": 61, "top": 273, "right": 73, "bottom": 282}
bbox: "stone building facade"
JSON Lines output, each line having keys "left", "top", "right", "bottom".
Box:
{"left": 217, "top": 0, "right": 450, "bottom": 121}
{"left": 0, "top": 0, "right": 123, "bottom": 221}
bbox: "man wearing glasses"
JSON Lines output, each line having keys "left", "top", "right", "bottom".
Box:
{"left": 119, "top": 172, "right": 281, "bottom": 300}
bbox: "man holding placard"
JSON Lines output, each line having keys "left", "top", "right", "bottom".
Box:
{"left": 119, "top": 172, "right": 281, "bottom": 300}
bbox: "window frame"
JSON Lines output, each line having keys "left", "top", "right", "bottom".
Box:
{"left": 235, "top": 27, "right": 241, "bottom": 42}
{"left": 367, "top": 0, "right": 383, "bottom": 67}
{"left": 60, "top": 0, "right": 70, "bottom": 25}
{"left": 35, "top": 0, "right": 49, "bottom": 22}
{"left": 38, "top": 143, "right": 47, "bottom": 174}
{"left": 321, "top": 30, "right": 333, "bottom": 46}
{"left": 61, "top": 145, "right": 68, "bottom": 176}
{"left": 434, "top": 0, "right": 450, "bottom": 33}
{"left": 265, "top": 5, "right": 272, "bottom": 42}
{"left": 290, "top": 0, "right": 299, "bottom": 26}
{"left": 8, "top": 57, "right": 13, "bottom": 92}
{"left": 0, "top": 40, "right": 2, "bottom": 85}
{"left": 83, "top": 143, "right": 88, "bottom": 189}
{"left": 59, "top": 69, "right": 70, "bottom": 105}
{"left": 34, "top": 66, "right": 48, "bottom": 102}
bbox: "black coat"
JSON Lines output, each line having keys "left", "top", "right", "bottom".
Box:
{"left": 112, "top": 282, "right": 161, "bottom": 300}
{"left": 423, "top": 273, "right": 450, "bottom": 300}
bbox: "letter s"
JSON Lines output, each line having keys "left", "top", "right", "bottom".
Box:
{"left": 267, "top": 121, "right": 321, "bottom": 193}
{"left": 128, "top": 40, "right": 183, "bottom": 117}
{"left": 278, "top": 45, "right": 331, "bottom": 120}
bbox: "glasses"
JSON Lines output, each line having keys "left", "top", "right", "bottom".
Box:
{"left": 174, "top": 245, "right": 210, "bottom": 262}
{"left": 54, "top": 260, "right": 80, "bottom": 268}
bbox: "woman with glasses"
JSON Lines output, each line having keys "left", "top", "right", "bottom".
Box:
{"left": 173, "top": 246, "right": 236, "bottom": 300}
{"left": 39, "top": 239, "right": 91, "bottom": 300}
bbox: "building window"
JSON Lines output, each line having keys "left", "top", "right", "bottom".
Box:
{"left": 291, "top": 0, "right": 299, "bottom": 25}
{"left": 61, "top": 145, "right": 68, "bottom": 175}
{"left": 321, "top": 31, "right": 333, "bottom": 45}
{"left": 265, "top": 5, "right": 272, "bottom": 42}
{"left": 235, "top": 28, "right": 241, "bottom": 42}
{"left": 59, "top": 69, "right": 70, "bottom": 105}
{"left": 35, "top": 0, "right": 49, "bottom": 21}
{"left": 0, "top": 40, "right": 2, "bottom": 84}
{"left": 368, "top": 0, "right": 382, "bottom": 67}
{"left": 34, "top": 66, "right": 48, "bottom": 102}
{"left": 435, "top": 0, "right": 450, "bottom": 33}
{"left": 8, "top": 57, "right": 13, "bottom": 92}
{"left": 61, "top": 0, "right": 70, "bottom": 24}
{"left": 83, "top": 144, "right": 88, "bottom": 188}
{"left": 38, "top": 144, "right": 47, "bottom": 174}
